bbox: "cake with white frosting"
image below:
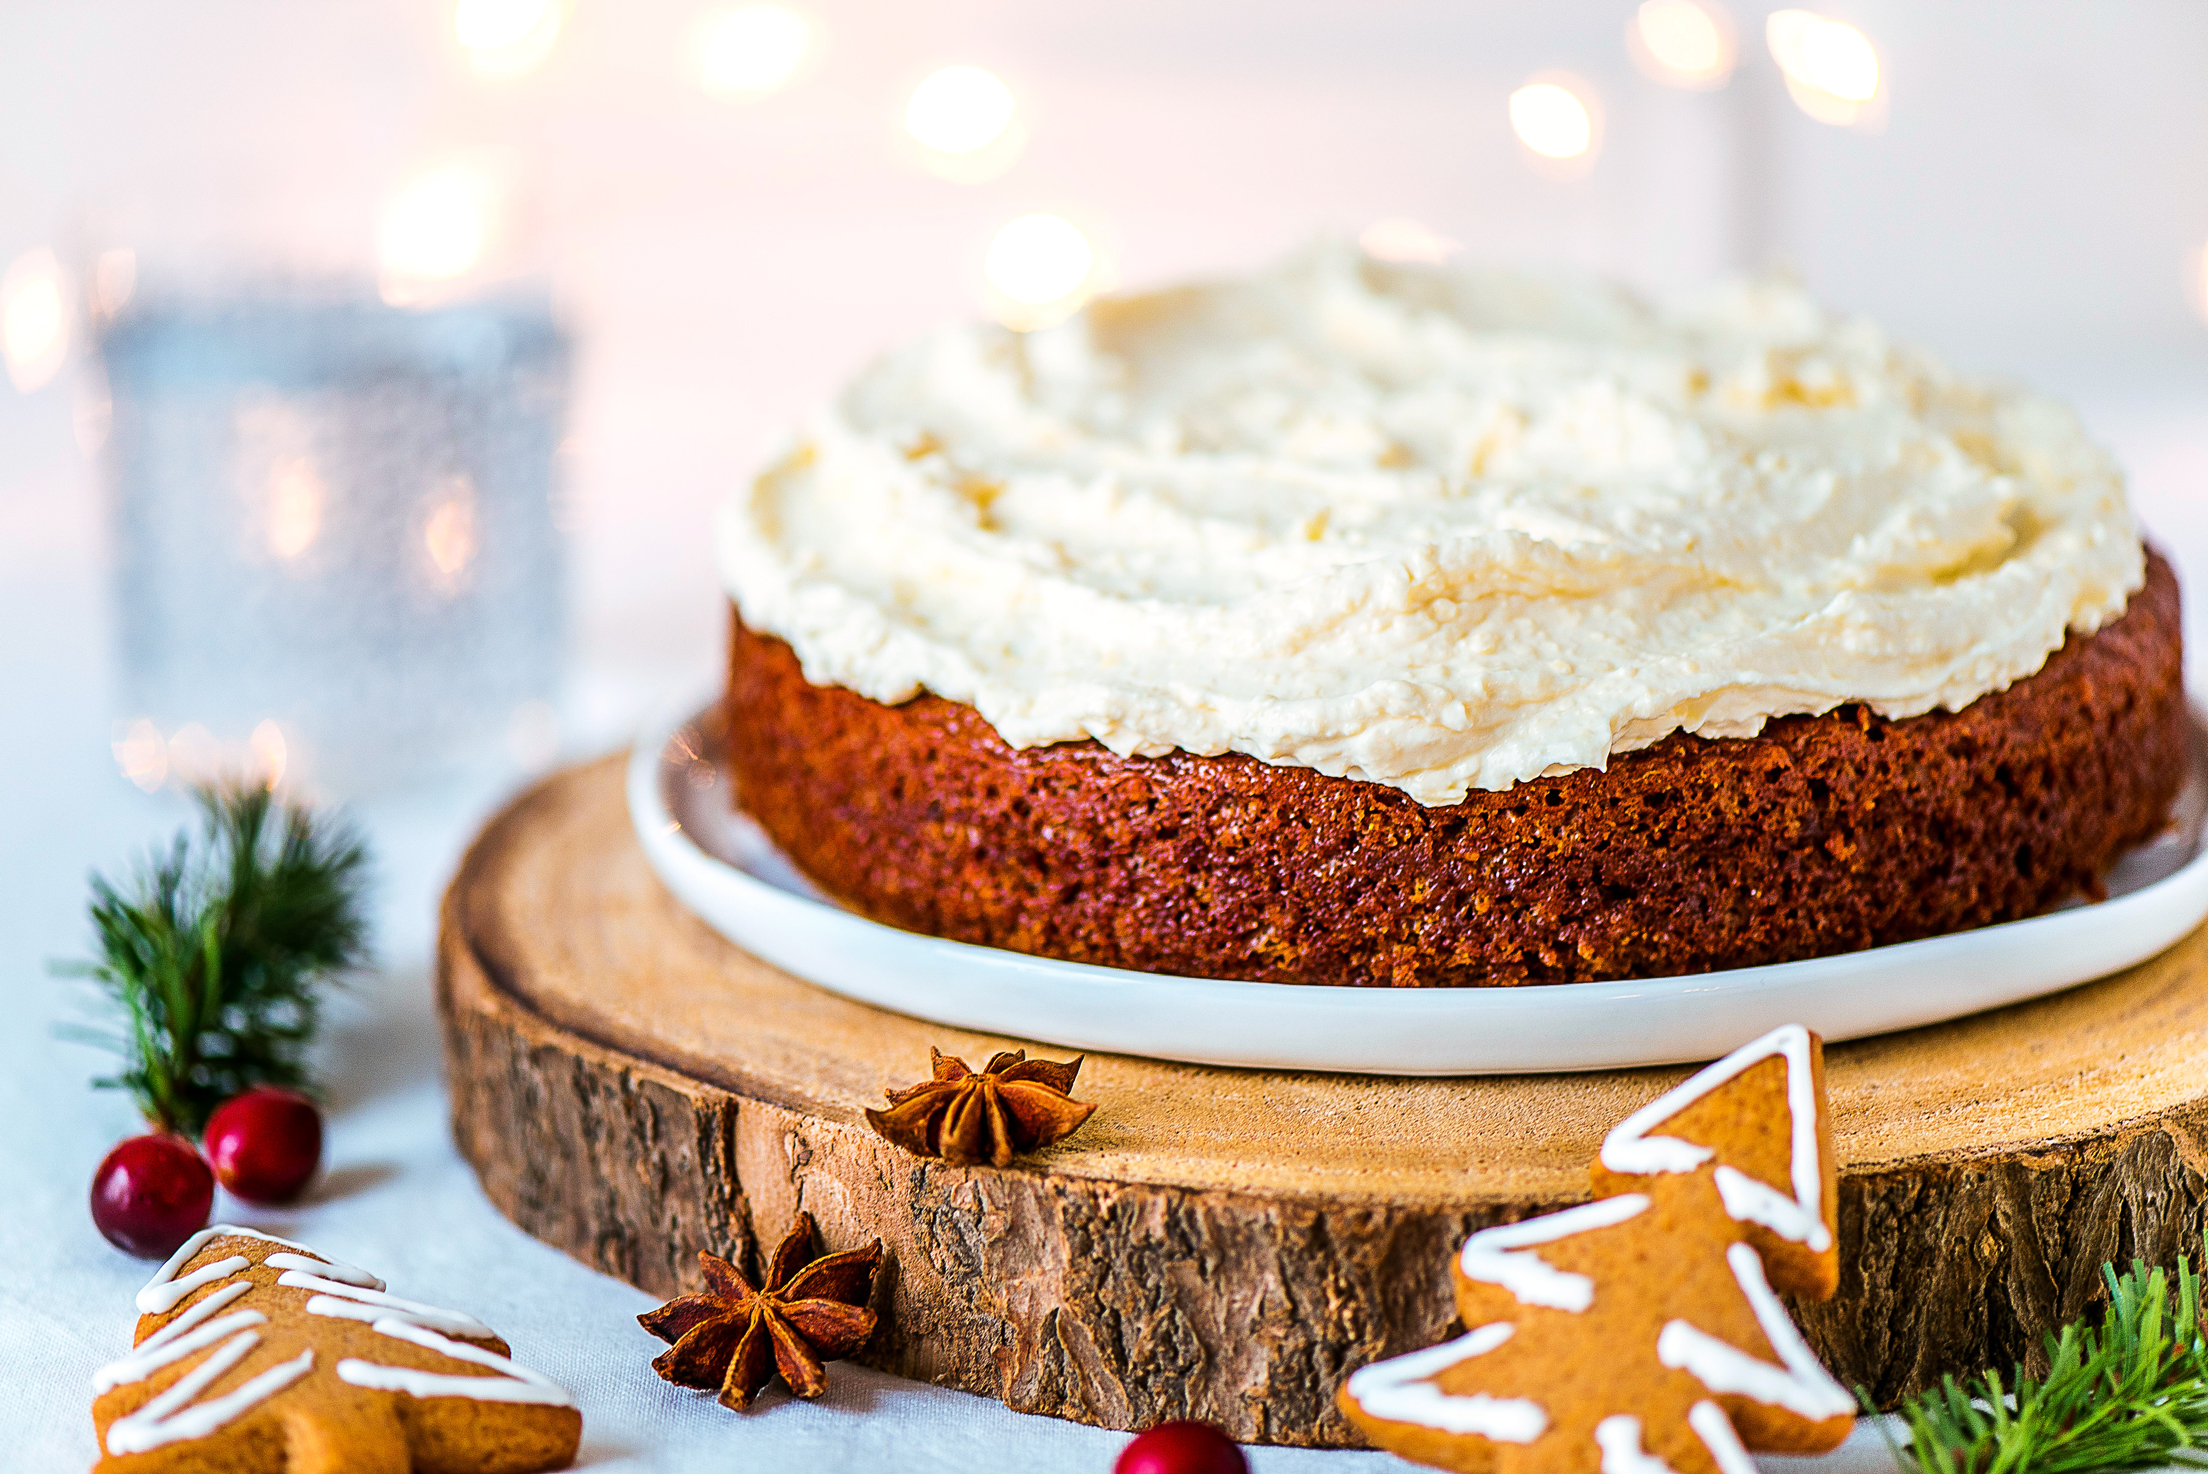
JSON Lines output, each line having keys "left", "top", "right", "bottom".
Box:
{"left": 713, "top": 244, "right": 2184, "bottom": 986}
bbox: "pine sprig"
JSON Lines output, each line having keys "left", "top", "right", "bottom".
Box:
{"left": 55, "top": 783, "right": 371, "bottom": 1135}
{"left": 1876, "top": 1259, "right": 2208, "bottom": 1474}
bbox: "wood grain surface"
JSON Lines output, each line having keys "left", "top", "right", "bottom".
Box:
{"left": 438, "top": 754, "right": 2208, "bottom": 1447}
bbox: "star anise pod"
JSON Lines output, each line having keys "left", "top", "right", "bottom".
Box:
{"left": 637, "top": 1212, "right": 882, "bottom": 1411}
{"left": 865, "top": 1047, "right": 1098, "bottom": 1168}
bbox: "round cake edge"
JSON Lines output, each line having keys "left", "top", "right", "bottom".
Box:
{"left": 721, "top": 551, "right": 2187, "bottom": 988}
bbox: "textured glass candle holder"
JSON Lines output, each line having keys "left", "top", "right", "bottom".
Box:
{"left": 98, "top": 284, "right": 570, "bottom": 794}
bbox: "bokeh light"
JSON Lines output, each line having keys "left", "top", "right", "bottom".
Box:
{"left": 901, "top": 64, "right": 1024, "bottom": 182}
{"left": 1359, "top": 218, "right": 1461, "bottom": 265}
{"left": 1509, "top": 78, "right": 1600, "bottom": 170}
{"left": 696, "top": 4, "right": 813, "bottom": 99}
{"left": 2192, "top": 241, "right": 2208, "bottom": 325}
{"left": 249, "top": 720, "right": 289, "bottom": 790}
{"left": 906, "top": 66, "right": 1016, "bottom": 154}
{"left": 1766, "top": 9, "right": 1881, "bottom": 126}
{"left": 91, "top": 248, "right": 136, "bottom": 321}
{"left": 1629, "top": 0, "right": 1735, "bottom": 89}
{"left": 425, "top": 483, "right": 480, "bottom": 586}
{"left": 112, "top": 719, "right": 167, "bottom": 793}
{"left": 165, "top": 724, "right": 221, "bottom": 786}
{"left": 986, "top": 216, "right": 1092, "bottom": 304}
{"left": 378, "top": 164, "right": 496, "bottom": 301}
{"left": 266, "top": 458, "right": 325, "bottom": 562}
{"left": 113, "top": 718, "right": 298, "bottom": 792}
{"left": 2, "top": 248, "right": 70, "bottom": 393}
{"left": 454, "top": 0, "right": 563, "bottom": 79}
{"left": 984, "top": 214, "right": 1102, "bottom": 330}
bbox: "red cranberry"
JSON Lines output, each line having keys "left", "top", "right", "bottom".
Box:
{"left": 203, "top": 1087, "right": 324, "bottom": 1205}
{"left": 1114, "top": 1420, "right": 1248, "bottom": 1474}
{"left": 91, "top": 1134, "right": 214, "bottom": 1258}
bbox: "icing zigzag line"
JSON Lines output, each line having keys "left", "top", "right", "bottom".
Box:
{"left": 1654, "top": 1244, "right": 1853, "bottom": 1421}
{"left": 337, "top": 1318, "right": 576, "bottom": 1407}
{"left": 105, "top": 1225, "right": 575, "bottom": 1458}
{"left": 1599, "top": 1024, "right": 1830, "bottom": 1251}
{"left": 102, "top": 1334, "right": 314, "bottom": 1457}
{"left": 1456, "top": 1195, "right": 1651, "bottom": 1312}
{"left": 1340, "top": 1323, "right": 1546, "bottom": 1442}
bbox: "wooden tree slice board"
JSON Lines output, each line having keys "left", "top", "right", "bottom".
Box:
{"left": 438, "top": 754, "right": 2208, "bottom": 1448}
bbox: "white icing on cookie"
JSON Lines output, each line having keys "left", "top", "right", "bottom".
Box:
{"left": 104, "top": 1228, "right": 570, "bottom": 1457}
{"left": 101, "top": 1332, "right": 313, "bottom": 1456}
{"left": 136, "top": 1256, "right": 249, "bottom": 1316}
{"left": 1655, "top": 1243, "right": 1853, "bottom": 1419}
{"left": 1599, "top": 1025, "right": 1829, "bottom": 1251}
{"left": 93, "top": 1309, "right": 269, "bottom": 1393}
{"left": 264, "top": 1251, "right": 384, "bottom": 1290}
{"left": 1595, "top": 1414, "right": 1681, "bottom": 1474}
{"left": 336, "top": 1318, "right": 575, "bottom": 1407}
{"left": 1686, "top": 1400, "right": 1762, "bottom": 1474}
{"left": 283, "top": 1272, "right": 495, "bottom": 1338}
{"left": 138, "top": 1226, "right": 268, "bottom": 1288}
{"left": 1458, "top": 1195, "right": 1651, "bottom": 1312}
{"left": 1341, "top": 1323, "right": 1545, "bottom": 1441}
{"left": 1713, "top": 1165, "right": 1829, "bottom": 1250}
{"left": 109, "top": 1280, "right": 252, "bottom": 1366}
{"left": 135, "top": 1224, "right": 370, "bottom": 1313}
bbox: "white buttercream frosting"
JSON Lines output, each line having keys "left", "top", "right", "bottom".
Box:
{"left": 717, "top": 242, "right": 2142, "bottom": 804}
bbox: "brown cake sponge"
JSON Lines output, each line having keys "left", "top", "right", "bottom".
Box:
{"left": 723, "top": 552, "right": 2186, "bottom": 987}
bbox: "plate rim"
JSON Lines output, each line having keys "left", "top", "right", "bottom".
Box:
{"left": 628, "top": 695, "right": 2208, "bottom": 1073}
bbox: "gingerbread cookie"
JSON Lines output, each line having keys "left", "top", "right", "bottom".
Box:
{"left": 1338, "top": 1025, "right": 1853, "bottom": 1474}
{"left": 91, "top": 1225, "right": 582, "bottom": 1473}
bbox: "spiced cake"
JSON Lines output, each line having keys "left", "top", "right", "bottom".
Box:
{"left": 715, "top": 244, "right": 2184, "bottom": 987}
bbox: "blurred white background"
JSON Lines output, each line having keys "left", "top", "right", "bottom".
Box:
{"left": 3, "top": 0, "right": 2206, "bottom": 768}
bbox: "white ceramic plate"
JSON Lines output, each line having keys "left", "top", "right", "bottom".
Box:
{"left": 629, "top": 700, "right": 2208, "bottom": 1076}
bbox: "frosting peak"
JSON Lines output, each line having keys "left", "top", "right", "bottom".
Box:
{"left": 717, "top": 243, "right": 2142, "bottom": 804}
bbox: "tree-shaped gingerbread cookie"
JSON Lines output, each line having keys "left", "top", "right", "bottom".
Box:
{"left": 90, "top": 1225, "right": 581, "bottom": 1473}
{"left": 1339, "top": 1024, "right": 1854, "bottom": 1474}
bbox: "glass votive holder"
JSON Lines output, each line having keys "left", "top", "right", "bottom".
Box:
{"left": 96, "top": 279, "right": 571, "bottom": 796}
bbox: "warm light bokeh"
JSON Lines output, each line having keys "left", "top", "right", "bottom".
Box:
{"left": 112, "top": 719, "right": 167, "bottom": 793}
{"left": 696, "top": 4, "right": 812, "bottom": 99}
{"left": 165, "top": 723, "right": 221, "bottom": 786}
{"left": 986, "top": 215, "right": 1092, "bottom": 304}
{"left": 112, "top": 717, "right": 296, "bottom": 791}
{"left": 378, "top": 164, "right": 495, "bottom": 301}
{"left": 905, "top": 66, "right": 1016, "bottom": 154}
{"left": 983, "top": 214, "right": 1102, "bottom": 329}
{"left": 1359, "top": 218, "right": 1461, "bottom": 264}
{"left": 1509, "top": 78, "right": 1600, "bottom": 169}
{"left": 266, "top": 458, "right": 325, "bottom": 562}
{"left": 454, "top": 0, "right": 562, "bottom": 79}
{"left": 425, "top": 486, "right": 480, "bottom": 586}
{"left": 249, "top": 719, "right": 289, "bottom": 789}
{"left": 2, "top": 248, "right": 70, "bottom": 393}
{"left": 1767, "top": 9, "right": 1881, "bottom": 126}
{"left": 1629, "top": 0, "right": 1735, "bottom": 89}
{"left": 91, "top": 248, "right": 136, "bottom": 321}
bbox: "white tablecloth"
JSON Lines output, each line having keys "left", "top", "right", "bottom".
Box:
{"left": 0, "top": 799, "right": 1917, "bottom": 1474}
{"left": 10, "top": 359, "right": 2206, "bottom": 1469}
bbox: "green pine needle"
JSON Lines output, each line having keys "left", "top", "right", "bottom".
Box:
{"left": 54, "top": 783, "right": 371, "bottom": 1136}
{"left": 1874, "top": 1258, "right": 2208, "bottom": 1474}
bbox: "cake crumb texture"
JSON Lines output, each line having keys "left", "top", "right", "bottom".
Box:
{"left": 725, "top": 554, "right": 2186, "bottom": 988}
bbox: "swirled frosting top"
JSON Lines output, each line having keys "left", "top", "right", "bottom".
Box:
{"left": 717, "top": 243, "right": 2142, "bottom": 804}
